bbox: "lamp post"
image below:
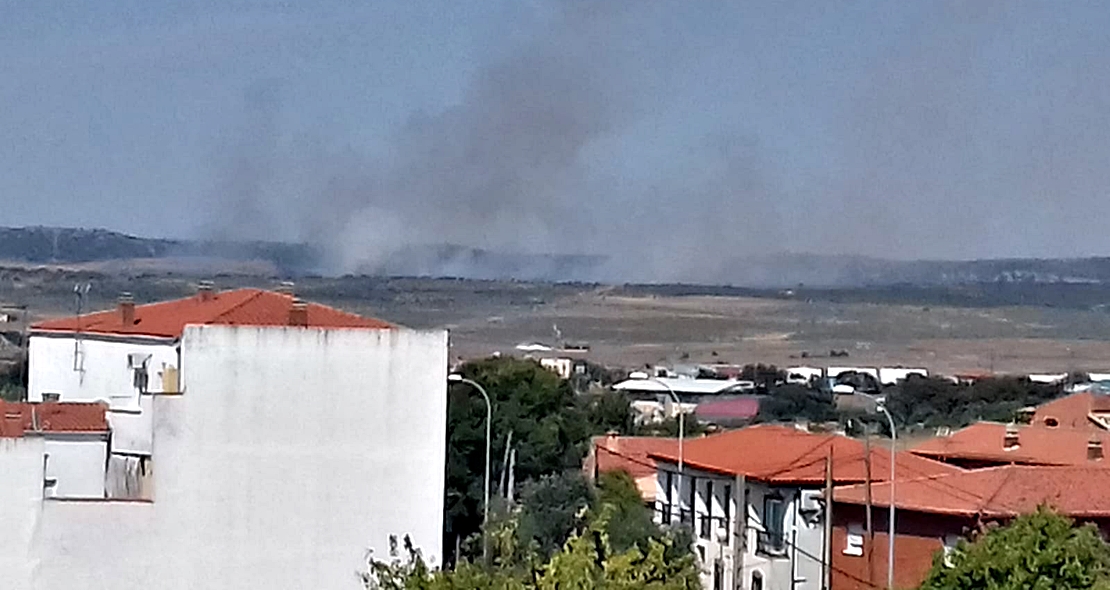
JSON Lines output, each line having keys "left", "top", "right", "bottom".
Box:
{"left": 645, "top": 377, "right": 684, "bottom": 473}
{"left": 858, "top": 392, "right": 896, "bottom": 590}
{"left": 448, "top": 374, "right": 492, "bottom": 563}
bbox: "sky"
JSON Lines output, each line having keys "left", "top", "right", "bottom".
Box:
{"left": 3, "top": 1, "right": 1110, "bottom": 279}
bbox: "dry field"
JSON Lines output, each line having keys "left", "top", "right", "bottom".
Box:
{"left": 4, "top": 267, "right": 1110, "bottom": 375}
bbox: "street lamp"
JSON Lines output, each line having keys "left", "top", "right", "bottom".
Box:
{"left": 857, "top": 392, "right": 896, "bottom": 590}
{"left": 448, "top": 374, "right": 492, "bottom": 563}
{"left": 644, "top": 377, "right": 684, "bottom": 473}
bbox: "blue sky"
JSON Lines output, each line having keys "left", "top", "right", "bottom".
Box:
{"left": 3, "top": 1, "right": 1110, "bottom": 274}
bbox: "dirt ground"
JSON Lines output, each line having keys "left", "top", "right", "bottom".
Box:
{"left": 5, "top": 268, "right": 1110, "bottom": 376}
{"left": 443, "top": 293, "right": 1110, "bottom": 375}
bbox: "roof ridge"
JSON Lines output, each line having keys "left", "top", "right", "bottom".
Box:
{"left": 210, "top": 289, "right": 268, "bottom": 324}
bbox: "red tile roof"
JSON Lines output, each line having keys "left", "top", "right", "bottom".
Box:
{"left": 696, "top": 397, "right": 761, "bottom": 421}
{"left": 835, "top": 465, "right": 1110, "bottom": 518}
{"left": 648, "top": 424, "right": 960, "bottom": 485}
{"left": 32, "top": 289, "right": 394, "bottom": 338}
{"left": 0, "top": 400, "right": 109, "bottom": 437}
{"left": 910, "top": 422, "right": 1110, "bottom": 466}
{"left": 590, "top": 435, "right": 678, "bottom": 480}
{"left": 1032, "top": 391, "right": 1110, "bottom": 430}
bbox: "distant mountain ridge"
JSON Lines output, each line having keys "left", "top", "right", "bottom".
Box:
{"left": 3, "top": 226, "right": 1110, "bottom": 287}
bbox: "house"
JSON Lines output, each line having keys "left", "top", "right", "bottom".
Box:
{"left": 910, "top": 421, "right": 1110, "bottom": 468}
{"left": 612, "top": 376, "right": 756, "bottom": 402}
{"left": 648, "top": 424, "right": 958, "bottom": 590}
{"left": 831, "top": 465, "right": 1110, "bottom": 590}
{"left": 539, "top": 357, "right": 574, "bottom": 379}
{"left": 583, "top": 433, "right": 678, "bottom": 503}
{"left": 1, "top": 400, "right": 110, "bottom": 498}
{"left": 4, "top": 286, "right": 448, "bottom": 590}
{"left": 877, "top": 367, "right": 927, "bottom": 386}
{"left": 1031, "top": 390, "right": 1110, "bottom": 430}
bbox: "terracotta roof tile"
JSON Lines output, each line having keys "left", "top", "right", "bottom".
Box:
{"left": 0, "top": 400, "right": 109, "bottom": 437}
{"left": 835, "top": 465, "right": 1110, "bottom": 518}
{"left": 32, "top": 289, "right": 394, "bottom": 338}
{"left": 648, "top": 424, "right": 960, "bottom": 485}
{"left": 591, "top": 436, "right": 678, "bottom": 479}
{"left": 910, "top": 422, "right": 1110, "bottom": 466}
{"left": 1032, "top": 391, "right": 1110, "bottom": 430}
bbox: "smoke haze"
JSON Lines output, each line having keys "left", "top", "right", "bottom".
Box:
{"left": 4, "top": 1, "right": 1110, "bottom": 282}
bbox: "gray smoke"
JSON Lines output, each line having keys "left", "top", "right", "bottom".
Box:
{"left": 200, "top": 1, "right": 1110, "bottom": 283}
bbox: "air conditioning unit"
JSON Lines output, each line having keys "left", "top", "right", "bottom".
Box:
{"left": 799, "top": 489, "right": 824, "bottom": 514}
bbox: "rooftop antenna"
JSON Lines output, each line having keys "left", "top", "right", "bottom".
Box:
{"left": 73, "top": 283, "right": 91, "bottom": 373}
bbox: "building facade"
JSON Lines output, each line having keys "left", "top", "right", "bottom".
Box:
{"left": 649, "top": 424, "right": 958, "bottom": 590}
{"left": 3, "top": 288, "right": 448, "bottom": 590}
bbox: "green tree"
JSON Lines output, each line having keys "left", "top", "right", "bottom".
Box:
{"left": 592, "top": 471, "right": 662, "bottom": 555}
{"left": 446, "top": 357, "right": 596, "bottom": 560}
{"left": 516, "top": 472, "right": 594, "bottom": 559}
{"left": 363, "top": 510, "right": 700, "bottom": 590}
{"left": 756, "top": 383, "right": 837, "bottom": 423}
{"left": 920, "top": 507, "right": 1110, "bottom": 590}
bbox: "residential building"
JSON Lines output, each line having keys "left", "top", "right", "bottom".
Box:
{"left": 910, "top": 421, "right": 1110, "bottom": 468}
{"left": 583, "top": 433, "right": 678, "bottom": 503}
{"left": 613, "top": 376, "right": 756, "bottom": 401}
{"left": 649, "top": 424, "right": 958, "bottom": 590}
{"left": 0, "top": 400, "right": 110, "bottom": 498}
{"left": 1031, "top": 390, "right": 1110, "bottom": 430}
{"left": 831, "top": 466, "right": 1110, "bottom": 590}
{"left": 4, "top": 287, "right": 448, "bottom": 590}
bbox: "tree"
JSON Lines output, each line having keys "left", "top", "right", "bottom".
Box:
{"left": 363, "top": 510, "right": 700, "bottom": 590}
{"left": 886, "top": 376, "right": 1062, "bottom": 430}
{"left": 920, "top": 507, "right": 1110, "bottom": 590}
{"left": 756, "top": 383, "right": 837, "bottom": 423}
{"left": 592, "top": 470, "right": 664, "bottom": 555}
{"left": 445, "top": 357, "right": 598, "bottom": 561}
{"left": 516, "top": 472, "right": 594, "bottom": 559}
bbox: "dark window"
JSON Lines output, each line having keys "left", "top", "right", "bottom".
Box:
{"left": 702, "top": 480, "right": 714, "bottom": 539}
{"left": 761, "top": 496, "right": 786, "bottom": 554}
{"left": 723, "top": 484, "right": 732, "bottom": 533}
{"left": 752, "top": 571, "right": 763, "bottom": 590}
{"left": 713, "top": 559, "right": 723, "bottom": 590}
{"left": 662, "top": 471, "right": 674, "bottom": 522}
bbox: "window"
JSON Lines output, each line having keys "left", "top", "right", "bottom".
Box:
{"left": 702, "top": 480, "right": 714, "bottom": 539}
{"left": 723, "top": 484, "right": 732, "bottom": 533}
{"left": 751, "top": 571, "right": 763, "bottom": 590}
{"left": 685, "top": 476, "right": 697, "bottom": 526}
{"left": 760, "top": 496, "right": 786, "bottom": 554}
{"left": 942, "top": 534, "right": 962, "bottom": 567}
{"left": 712, "top": 559, "right": 723, "bottom": 590}
{"left": 662, "top": 471, "right": 674, "bottom": 523}
{"left": 42, "top": 392, "right": 61, "bottom": 403}
{"left": 843, "top": 523, "right": 864, "bottom": 556}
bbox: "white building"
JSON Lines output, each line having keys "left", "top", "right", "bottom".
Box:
{"left": 4, "top": 287, "right": 448, "bottom": 590}
{"left": 649, "top": 424, "right": 959, "bottom": 590}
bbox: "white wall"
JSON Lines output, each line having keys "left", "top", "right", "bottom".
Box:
{"left": 0, "top": 437, "right": 45, "bottom": 590}
{"left": 21, "top": 324, "right": 448, "bottom": 590}
{"left": 44, "top": 437, "right": 108, "bottom": 499}
{"left": 28, "top": 335, "right": 178, "bottom": 408}
{"left": 656, "top": 466, "right": 829, "bottom": 590}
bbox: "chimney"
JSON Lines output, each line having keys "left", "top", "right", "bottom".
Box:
{"left": 197, "top": 280, "right": 215, "bottom": 302}
{"left": 289, "top": 297, "right": 308, "bottom": 327}
{"left": 604, "top": 429, "right": 620, "bottom": 452}
{"left": 1003, "top": 423, "right": 1020, "bottom": 451}
{"left": 1090, "top": 436, "right": 1104, "bottom": 461}
{"left": 276, "top": 281, "right": 296, "bottom": 297}
{"left": 118, "top": 293, "right": 135, "bottom": 326}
